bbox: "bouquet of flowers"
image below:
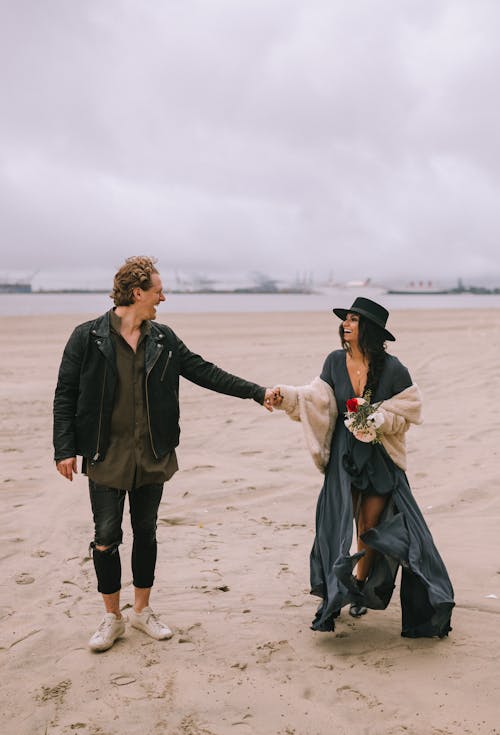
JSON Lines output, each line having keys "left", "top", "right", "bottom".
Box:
{"left": 344, "top": 390, "right": 384, "bottom": 443}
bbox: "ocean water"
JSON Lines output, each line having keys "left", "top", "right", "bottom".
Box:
{"left": 1, "top": 287, "right": 500, "bottom": 317}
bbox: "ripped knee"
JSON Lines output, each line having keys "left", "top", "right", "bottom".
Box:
{"left": 89, "top": 540, "right": 120, "bottom": 557}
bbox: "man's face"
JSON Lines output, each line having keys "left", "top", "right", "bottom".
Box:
{"left": 136, "top": 273, "right": 166, "bottom": 320}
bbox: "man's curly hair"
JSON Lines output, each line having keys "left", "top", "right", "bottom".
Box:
{"left": 110, "top": 256, "right": 159, "bottom": 306}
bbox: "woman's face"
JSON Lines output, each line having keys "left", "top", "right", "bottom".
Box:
{"left": 342, "top": 312, "right": 360, "bottom": 346}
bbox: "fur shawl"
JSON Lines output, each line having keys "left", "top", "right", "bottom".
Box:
{"left": 276, "top": 378, "right": 422, "bottom": 472}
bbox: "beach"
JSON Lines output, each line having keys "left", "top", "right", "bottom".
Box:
{"left": 1, "top": 308, "right": 499, "bottom": 735}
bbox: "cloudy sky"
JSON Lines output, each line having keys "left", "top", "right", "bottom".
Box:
{"left": 2, "top": 0, "right": 500, "bottom": 285}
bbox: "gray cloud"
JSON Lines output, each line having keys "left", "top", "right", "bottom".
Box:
{"left": 1, "top": 0, "right": 500, "bottom": 284}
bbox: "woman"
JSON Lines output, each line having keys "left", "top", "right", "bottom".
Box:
{"left": 273, "top": 297, "right": 454, "bottom": 637}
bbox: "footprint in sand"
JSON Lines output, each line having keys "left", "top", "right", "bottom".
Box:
{"left": 111, "top": 674, "right": 137, "bottom": 687}
{"left": 179, "top": 714, "right": 218, "bottom": 735}
{"left": 158, "top": 516, "right": 192, "bottom": 526}
{"left": 230, "top": 715, "right": 254, "bottom": 733}
{"left": 36, "top": 679, "right": 72, "bottom": 704}
{"left": 231, "top": 662, "right": 248, "bottom": 671}
{"left": 16, "top": 572, "right": 35, "bottom": 585}
{"left": 177, "top": 622, "right": 205, "bottom": 646}
{"left": 185, "top": 464, "right": 216, "bottom": 472}
{"left": 250, "top": 516, "right": 274, "bottom": 526}
{"left": 254, "top": 640, "right": 295, "bottom": 664}
{"left": 142, "top": 672, "right": 176, "bottom": 702}
{"left": 336, "top": 685, "right": 382, "bottom": 710}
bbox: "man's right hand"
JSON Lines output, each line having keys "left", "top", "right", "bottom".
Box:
{"left": 56, "top": 457, "right": 78, "bottom": 482}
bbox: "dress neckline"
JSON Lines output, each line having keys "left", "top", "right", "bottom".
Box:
{"left": 344, "top": 351, "right": 365, "bottom": 398}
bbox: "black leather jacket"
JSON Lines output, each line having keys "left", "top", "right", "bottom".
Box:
{"left": 53, "top": 311, "right": 266, "bottom": 463}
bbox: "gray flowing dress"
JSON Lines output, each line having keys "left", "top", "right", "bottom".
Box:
{"left": 310, "top": 349, "right": 454, "bottom": 637}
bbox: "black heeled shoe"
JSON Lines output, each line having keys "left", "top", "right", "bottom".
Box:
{"left": 349, "top": 578, "right": 368, "bottom": 618}
{"left": 349, "top": 602, "right": 368, "bottom": 617}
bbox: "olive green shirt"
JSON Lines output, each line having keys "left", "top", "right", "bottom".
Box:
{"left": 87, "top": 309, "right": 178, "bottom": 490}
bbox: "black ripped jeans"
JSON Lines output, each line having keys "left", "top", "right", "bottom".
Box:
{"left": 89, "top": 480, "right": 164, "bottom": 595}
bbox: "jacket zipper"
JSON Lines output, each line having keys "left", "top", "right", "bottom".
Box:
{"left": 160, "top": 350, "right": 172, "bottom": 382}
{"left": 145, "top": 344, "right": 165, "bottom": 459}
{"left": 93, "top": 364, "right": 107, "bottom": 461}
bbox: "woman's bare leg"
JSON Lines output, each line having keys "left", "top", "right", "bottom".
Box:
{"left": 355, "top": 493, "right": 388, "bottom": 581}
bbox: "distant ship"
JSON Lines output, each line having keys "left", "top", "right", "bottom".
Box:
{"left": 0, "top": 280, "right": 32, "bottom": 294}
{"left": 386, "top": 281, "right": 450, "bottom": 295}
{"left": 344, "top": 278, "right": 372, "bottom": 288}
{"left": 233, "top": 274, "right": 279, "bottom": 293}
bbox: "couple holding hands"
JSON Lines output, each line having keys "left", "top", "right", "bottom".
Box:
{"left": 54, "top": 256, "right": 453, "bottom": 652}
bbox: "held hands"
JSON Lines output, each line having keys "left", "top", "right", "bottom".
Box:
{"left": 56, "top": 457, "right": 78, "bottom": 482}
{"left": 263, "top": 388, "right": 283, "bottom": 412}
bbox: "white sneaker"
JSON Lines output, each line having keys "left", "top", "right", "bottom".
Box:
{"left": 88, "top": 613, "right": 126, "bottom": 652}
{"left": 130, "top": 606, "right": 173, "bottom": 640}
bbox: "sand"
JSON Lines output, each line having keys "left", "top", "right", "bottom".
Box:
{"left": 0, "top": 309, "right": 499, "bottom": 735}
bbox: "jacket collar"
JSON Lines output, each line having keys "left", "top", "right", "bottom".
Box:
{"left": 89, "top": 312, "right": 115, "bottom": 368}
{"left": 145, "top": 321, "right": 166, "bottom": 373}
{"left": 90, "top": 311, "right": 167, "bottom": 372}
{"left": 90, "top": 311, "right": 113, "bottom": 338}
{"left": 109, "top": 308, "right": 152, "bottom": 338}
{"left": 91, "top": 310, "right": 154, "bottom": 338}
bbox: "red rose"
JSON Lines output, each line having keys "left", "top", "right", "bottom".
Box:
{"left": 346, "top": 398, "right": 359, "bottom": 412}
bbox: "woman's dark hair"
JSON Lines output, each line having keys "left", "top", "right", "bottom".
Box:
{"left": 339, "top": 315, "right": 387, "bottom": 394}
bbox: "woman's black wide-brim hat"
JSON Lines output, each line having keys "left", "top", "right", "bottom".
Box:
{"left": 333, "top": 296, "right": 396, "bottom": 341}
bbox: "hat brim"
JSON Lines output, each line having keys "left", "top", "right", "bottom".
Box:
{"left": 332, "top": 307, "right": 396, "bottom": 341}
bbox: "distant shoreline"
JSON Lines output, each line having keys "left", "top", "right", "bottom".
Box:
{"left": 2, "top": 288, "right": 500, "bottom": 317}
{"left": 4, "top": 285, "right": 500, "bottom": 296}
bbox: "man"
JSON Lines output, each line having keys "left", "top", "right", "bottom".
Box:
{"left": 53, "top": 256, "right": 274, "bottom": 652}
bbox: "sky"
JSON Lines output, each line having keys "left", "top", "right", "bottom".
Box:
{"left": 1, "top": 0, "right": 500, "bottom": 286}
